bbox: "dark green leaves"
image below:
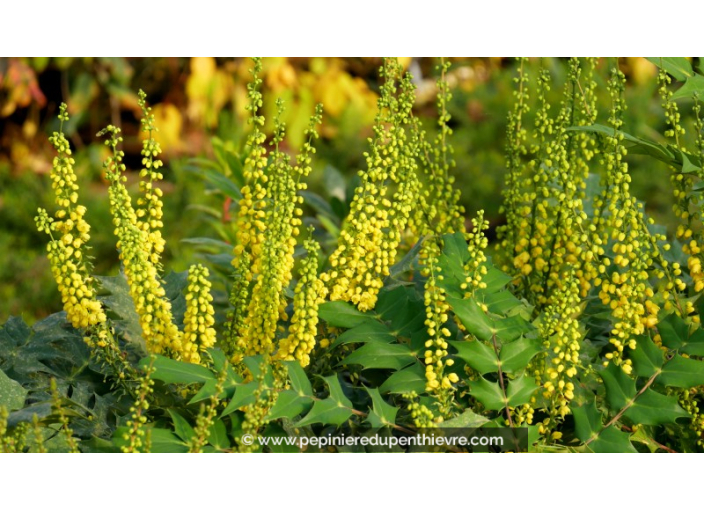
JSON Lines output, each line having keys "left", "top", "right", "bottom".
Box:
{"left": 0, "top": 368, "right": 27, "bottom": 411}
{"left": 144, "top": 355, "right": 214, "bottom": 385}
{"left": 451, "top": 341, "right": 497, "bottom": 375}
{"left": 658, "top": 355, "right": 704, "bottom": 388}
{"left": 342, "top": 342, "right": 415, "bottom": 371}
{"left": 296, "top": 375, "right": 353, "bottom": 427}
{"left": 319, "top": 301, "right": 372, "bottom": 328}
{"left": 470, "top": 375, "right": 538, "bottom": 411}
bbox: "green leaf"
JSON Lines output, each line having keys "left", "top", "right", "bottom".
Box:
{"left": 342, "top": 342, "right": 415, "bottom": 371}
{"left": 439, "top": 408, "right": 489, "bottom": 428}
{"left": 0, "top": 368, "right": 27, "bottom": 411}
{"left": 450, "top": 340, "right": 497, "bottom": 375}
{"left": 630, "top": 335, "right": 665, "bottom": 378}
{"left": 266, "top": 390, "right": 313, "bottom": 421}
{"left": 207, "top": 420, "right": 230, "bottom": 450}
{"left": 97, "top": 273, "right": 145, "bottom": 351}
{"left": 168, "top": 409, "right": 195, "bottom": 442}
{"left": 379, "top": 364, "right": 426, "bottom": 394}
{"left": 682, "top": 329, "right": 704, "bottom": 357}
{"left": 284, "top": 361, "right": 313, "bottom": 396}
{"left": 447, "top": 296, "right": 493, "bottom": 342}
{"left": 221, "top": 381, "right": 259, "bottom": 416}
{"left": 365, "top": 387, "right": 398, "bottom": 428}
{"left": 657, "top": 313, "right": 689, "bottom": 350}
{"left": 144, "top": 355, "right": 215, "bottom": 385}
{"left": 506, "top": 375, "right": 539, "bottom": 407}
{"left": 332, "top": 321, "right": 395, "bottom": 348}
{"left": 499, "top": 337, "right": 541, "bottom": 374}
{"left": 624, "top": 389, "right": 688, "bottom": 426}
{"left": 296, "top": 375, "right": 353, "bottom": 427}
{"left": 185, "top": 164, "right": 242, "bottom": 200}
{"left": 572, "top": 399, "right": 602, "bottom": 443}
{"left": 318, "top": 301, "right": 372, "bottom": 328}
{"left": 148, "top": 428, "right": 190, "bottom": 453}
{"left": 600, "top": 363, "right": 636, "bottom": 410}
{"left": 586, "top": 426, "right": 637, "bottom": 453}
{"left": 387, "top": 237, "right": 424, "bottom": 279}
{"left": 646, "top": 57, "right": 694, "bottom": 81}
{"left": 263, "top": 423, "right": 298, "bottom": 453}
{"left": 659, "top": 355, "right": 704, "bottom": 388}
{"left": 470, "top": 377, "right": 505, "bottom": 411}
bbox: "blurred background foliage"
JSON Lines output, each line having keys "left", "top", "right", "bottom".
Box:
{"left": 0, "top": 57, "right": 682, "bottom": 322}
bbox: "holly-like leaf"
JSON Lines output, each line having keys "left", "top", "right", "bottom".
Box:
{"left": 646, "top": 57, "right": 694, "bottom": 82}
{"left": 0, "top": 368, "right": 27, "bottom": 411}
{"left": 97, "top": 273, "right": 145, "bottom": 351}
{"left": 623, "top": 389, "right": 688, "bottom": 426}
{"left": 365, "top": 387, "right": 398, "bottom": 429}
{"left": 600, "top": 363, "right": 636, "bottom": 411}
{"left": 658, "top": 355, "right": 704, "bottom": 388}
{"left": 144, "top": 355, "right": 215, "bottom": 385}
{"left": 657, "top": 313, "right": 689, "bottom": 350}
{"left": 572, "top": 399, "right": 603, "bottom": 443}
{"left": 630, "top": 335, "right": 664, "bottom": 378}
{"left": 296, "top": 375, "right": 353, "bottom": 427}
{"left": 284, "top": 361, "right": 313, "bottom": 397}
{"left": 469, "top": 377, "right": 505, "bottom": 411}
{"left": 318, "top": 301, "right": 372, "bottom": 328}
{"left": 266, "top": 389, "right": 313, "bottom": 421}
{"left": 168, "top": 409, "right": 195, "bottom": 442}
{"left": 439, "top": 408, "right": 489, "bottom": 429}
{"left": 506, "top": 375, "right": 539, "bottom": 407}
{"left": 446, "top": 296, "right": 493, "bottom": 342}
{"left": 379, "top": 364, "right": 426, "bottom": 395}
{"left": 207, "top": 419, "right": 230, "bottom": 450}
{"left": 451, "top": 340, "right": 497, "bottom": 375}
{"left": 342, "top": 342, "right": 415, "bottom": 371}
{"left": 332, "top": 321, "right": 395, "bottom": 348}
{"left": 586, "top": 426, "right": 637, "bottom": 453}
{"left": 499, "top": 337, "right": 541, "bottom": 374}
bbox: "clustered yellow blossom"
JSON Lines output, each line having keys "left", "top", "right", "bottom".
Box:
{"left": 35, "top": 104, "right": 105, "bottom": 329}
{"left": 322, "top": 58, "right": 419, "bottom": 311}
{"left": 538, "top": 273, "right": 581, "bottom": 429}
{"left": 462, "top": 211, "right": 489, "bottom": 297}
{"left": 136, "top": 90, "right": 166, "bottom": 268}
{"left": 223, "top": 58, "right": 324, "bottom": 364}
{"left": 276, "top": 235, "right": 327, "bottom": 367}
{"left": 413, "top": 59, "right": 466, "bottom": 240}
{"left": 422, "top": 247, "right": 453, "bottom": 396}
{"left": 591, "top": 68, "right": 662, "bottom": 372}
{"left": 182, "top": 264, "right": 217, "bottom": 364}
{"left": 101, "top": 125, "right": 183, "bottom": 359}
{"left": 503, "top": 59, "right": 594, "bottom": 308}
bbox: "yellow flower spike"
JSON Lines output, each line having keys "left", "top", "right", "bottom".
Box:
{"left": 276, "top": 234, "right": 327, "bottom": 367}
{"left": 100, "top": 124, "right": 183, "bottom": 360}
{"left": 36, "top": 104, "right": 105, "bottom": 330}
{"left": 182, "top": 264, "right": 216, "bottom": 364}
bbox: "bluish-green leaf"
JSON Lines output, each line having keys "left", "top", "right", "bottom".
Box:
{"left": 0, "top": 368, "right": 27, "bottom": 411}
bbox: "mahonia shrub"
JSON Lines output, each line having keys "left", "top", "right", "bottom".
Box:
{"left": 3, "top": 57, "right": 704, "bottom": 452}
